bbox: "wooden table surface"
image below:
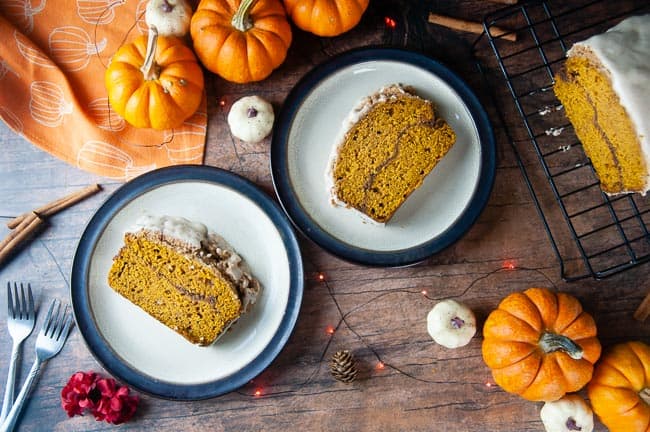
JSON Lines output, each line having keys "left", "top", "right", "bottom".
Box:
{"left": 1, "top": 0, "right": 650, "bottom": 431}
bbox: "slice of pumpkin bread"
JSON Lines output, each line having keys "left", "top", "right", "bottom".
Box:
{"left": 553, "top": 14, "right": 650, "bottom": 195}
{"left": 327, "top": 84, "right": 456, "bottom": 223}
{"left": 108, "top": 214, "right": 260, "bottom": 346}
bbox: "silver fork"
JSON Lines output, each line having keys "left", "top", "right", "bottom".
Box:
{"left": 1, "top": 283, "right": 36, "bottom": 422}
{"left": 0, "top": 299, "right": 74, "bottom": 432}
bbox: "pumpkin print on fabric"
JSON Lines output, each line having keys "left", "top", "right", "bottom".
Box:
{"left": 49, "top": 26, "right": 107, "bottom": 72}
{"left": 0, "top": 0, "right": 208, "bottom": 179}
{"left": 77, "top": 140, "right": 156, "bottom": 180}
{"left": 29, "top": 80, "right": 73, "bottom": 127}
{"left": 3, "top": 0, "right": 46, "bottom": 34}
{"left": 76, "top": 0, "right": 125, "bottom": 25}
{"left": 482, "top": 287, "right": 601, "bottom": 402}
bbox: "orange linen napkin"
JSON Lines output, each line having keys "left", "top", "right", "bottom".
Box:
{"left": 0, "top": 0, "right": 207, "bottom": 181}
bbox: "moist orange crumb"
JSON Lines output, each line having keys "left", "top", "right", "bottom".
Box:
{"left": 554, "top": 56, "right": 646, "bottom": 194}
{"left": 329, "top": 85, "right": 456, "bottom": 223}
{"left": 552, "top": 15, "right": 650, "bottom": 195}
{"left": 108, "top": 232, "right": 243, "bottom": 345}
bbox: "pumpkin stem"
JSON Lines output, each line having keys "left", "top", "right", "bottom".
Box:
{"left": 232, "top": 0, "right": 256, "bottom": 32}
{"left": 566, "top": 418, "right": 582, "bottom": 431}
{"left": 140, "top": 26, "right": 160, "bottom": 81}
{"left": 160, "top": 0, "right": 174, "bottom": 13}
{"left": 640, "top": 388, "right": 650, "bottom": 405}
{"left": 450, "top": 317, "right": 465, "bottom": 329}
{"left": 538, "top": 332, "right": 584, "bottom": 360}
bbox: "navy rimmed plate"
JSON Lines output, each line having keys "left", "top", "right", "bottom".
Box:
{"left": 271, "top": 48, "right": 496, "bottom": 267}
{"left": 71, "top": 166, "right": 303, "bottom": 400}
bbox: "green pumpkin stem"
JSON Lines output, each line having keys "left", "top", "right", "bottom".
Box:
{"left": 538, "top": 332, "right": 584, "bottom": 360}
{"left": 141, "top": 26, "right": 160, "bottom": 81}
{"left": 640, "top": 388, "right": 650, "bottom": 405}
{"left": 232, "top": 0, "right": 256, "bottom": 32}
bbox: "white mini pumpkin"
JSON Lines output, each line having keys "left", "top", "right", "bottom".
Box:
{"left": 426, "top": 299, "right": 476, "bottom": 348}
{"left": 540, "top": 394, "right": 594, "bottom": 432}
{"left": 145, "top": 0, "right": 192, "bottom": 37}
{"left": 227, "top": 96, "right": 275, "bottom": 143}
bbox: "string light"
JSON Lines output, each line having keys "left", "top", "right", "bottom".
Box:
{"left": 243, "top": 261, "right": 547, "bottom": 399}
{"left": 384, "top": 16, "right": 397, "bottom": 29}
{"left": 218, "top": 97, "right": 227, "bottom": 108}
{"left": 246, "top": 263, "right": 524, "bottom": 398}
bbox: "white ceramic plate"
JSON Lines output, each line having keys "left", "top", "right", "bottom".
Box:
{"left": 272, "top": 48, "right": 496, "bottom": 266}
{"left": 71, "top": 166, "right": 303, "bottom": 399}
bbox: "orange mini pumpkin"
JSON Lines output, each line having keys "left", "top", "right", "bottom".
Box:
{"left": 588, "top": 341, "right": 650, "bottom": 432}
{"left": 190, "top": 0, "right": 292, "bottom": 83}
{"left": 482, "top": 287, "right": 601, "bottom": 402}
{"left": 105, "top": 28, "right": 204, "bottom": 130}
{"left": 283, "top": 0, "right": 369, "bottom": 37}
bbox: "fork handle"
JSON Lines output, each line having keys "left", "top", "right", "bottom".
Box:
{"left": 0, "top": 343, "right": 20, "bottom": 422}
{"left": 0, "top": 358, "right": 43, "bottom": 432}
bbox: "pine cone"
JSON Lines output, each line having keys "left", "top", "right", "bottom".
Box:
{"left": 329, "top": 350, "right": 358, "bottom": 383}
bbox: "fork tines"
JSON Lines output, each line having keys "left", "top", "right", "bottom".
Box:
{"left": 41, "top": 298, "right": 73, "bottom": 341}
{"left": 7, "top": 282, "right": 34, "bottom": 321}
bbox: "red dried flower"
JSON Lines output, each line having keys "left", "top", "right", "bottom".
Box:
{"left": 61, "top": 372, "right": 139, "bottom": 424}
{"left": 61, "top": 371, "right": 99, "bottom": 417}
{"left": 92, "top": 378, "right": 139, "bottom": 425}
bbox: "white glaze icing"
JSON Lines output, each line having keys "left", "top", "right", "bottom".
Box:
{"left": 131, "top": 214, "right": 257, "bottom": 300}
{"left": 538, "top": 104, "right": 563, "bottom": 116}
{"left": 545, "top": 127, "right": 564, "bottom": 137}
{"left": 569, "top": 14, "right": 650, "bottom": 190}
{"left": 133, "top": 213, "right": 207, "bottom": 249}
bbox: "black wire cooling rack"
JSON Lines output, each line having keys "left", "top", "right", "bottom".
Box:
{"left": 472, "top": 0, "right": 650, "bottom": 281}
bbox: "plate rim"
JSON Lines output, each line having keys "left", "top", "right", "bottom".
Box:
{"left": 70, "top": 165, "right": 304, "bottom": 400}
{"left": 271, "top": 46, "right": 496, "bottom": 267}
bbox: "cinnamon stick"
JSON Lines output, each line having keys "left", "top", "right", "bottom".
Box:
{"left": 7, "top": 183, "right": 101, "bottom": 229}
{"left": 634, "top": 291, "right": 650, "bottom": 321}
{"left": 0, "top": 212, "right": 45, "bottom": 266}
{"left": 428, "top": 13, "right": 517, "bottom": 42}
